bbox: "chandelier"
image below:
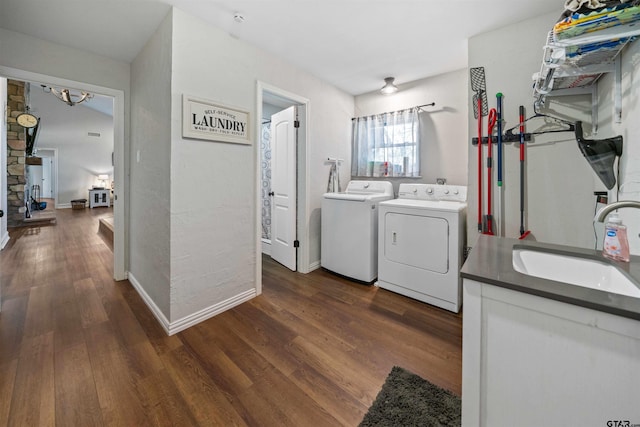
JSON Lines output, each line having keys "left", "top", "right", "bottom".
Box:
{"left": 41, "top": 85, "right": 93, "bottom": 106}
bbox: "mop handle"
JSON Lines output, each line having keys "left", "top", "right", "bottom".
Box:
{"left": 486, "top": 109, "right": 496, "bottom": 236}
{"left": 477, "top": 96, "right": 483, "bottom": 233}
{"left": 519, "top": 105, "right": 525, "bottom": 236}
{"left": 496, "top": 93, "right": 503, "bottom": 186}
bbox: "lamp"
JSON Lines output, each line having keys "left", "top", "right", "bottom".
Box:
{"left": 97, "top": 174, "right": 109, "bottom": 189}
{"left": 41, "top": 85, "right": 93, "bottom": 106}
{"left": 575, "top": 121, "right": 623, "bottom": 190}
{"left": 380, "top": 77, "right": 398, "bottom": 95}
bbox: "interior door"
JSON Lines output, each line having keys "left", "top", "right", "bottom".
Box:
{"left": 270, "top": 106, "right": 297, "bottom": 271}
{"left": 42, "top": 157, "right": 52, "bottom": 198}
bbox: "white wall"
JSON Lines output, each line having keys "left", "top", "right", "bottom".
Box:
{"left": 468, "top": 11, "right": 598, "bottom": 248}
{"left": 0, "top": 28, "right": 129, "bottom": 93}
{"left": 354, "top": 69, "right": 469, "bottom": 195}
{"left": 130, "top": 11, "right": 173, "bottom": 319}
{"left": 597, "top": 38, "right": 640, "bottom": 255}
{"left": 29, "top": 87, "right": 113, "bottom": 205}
{"left": 167, "top": 8, "right": 353, "bottom": 322}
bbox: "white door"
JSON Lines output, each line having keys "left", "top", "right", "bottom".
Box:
{"left": 270, "top": 106, "right": 297, "bottom": 271}
{"left": 42, "top": 157, "right": 52, "bottom": 198}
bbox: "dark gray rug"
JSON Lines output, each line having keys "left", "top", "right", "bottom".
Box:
{"left": 359, "top": 366, "right": 461, "bottom": 427}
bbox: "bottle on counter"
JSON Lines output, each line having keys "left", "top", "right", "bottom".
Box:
{"left": 603, "top": 213, "right": 630, "bottom": 262}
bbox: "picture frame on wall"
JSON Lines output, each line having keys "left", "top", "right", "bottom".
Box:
{"left": 182, "top": 94, "right": 251, "bottom": 145}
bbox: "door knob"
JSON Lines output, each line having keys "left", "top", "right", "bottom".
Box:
{"left": 0, "top": 209, "right": 3, "bottom": 217}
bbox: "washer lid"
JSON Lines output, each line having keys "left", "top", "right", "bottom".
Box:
{"left": 324, "top": 192, "right": 393, "bottom": 202}
{"left": 345, "top": 180, "right": 394, "bottom": 196}
{"left": 324, "top": 180, "right": 394, "bottom": 201}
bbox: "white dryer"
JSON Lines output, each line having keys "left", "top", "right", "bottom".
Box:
{"left": 377, "top": 183, "right": 467, "bottom": 312}
{"left": 321, "top": 181, "right": 394, "bottom": 282}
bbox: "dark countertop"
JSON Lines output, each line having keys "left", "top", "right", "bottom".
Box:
{"left": 460, "top": 235, "right": 640, "bottom": 321}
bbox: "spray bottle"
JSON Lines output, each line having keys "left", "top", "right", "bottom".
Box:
{"left": 603, "top": 213, "right": 630, "bottom": 262}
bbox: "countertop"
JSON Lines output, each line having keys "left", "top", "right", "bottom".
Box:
{"left": 460, "top": 235, "right": 640, "bottom": 321}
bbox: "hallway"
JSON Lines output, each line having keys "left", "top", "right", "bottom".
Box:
{"left": 0, "top": 208, "right": 462, "bottom": 426}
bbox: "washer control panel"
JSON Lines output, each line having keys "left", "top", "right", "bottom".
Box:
{"left": 398, "top": 183, "right": 467, "bottom": 202}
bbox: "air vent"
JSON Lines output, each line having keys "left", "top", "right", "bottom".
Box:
{"left": 88, "top": 132, "right": 101, "bottom": 137}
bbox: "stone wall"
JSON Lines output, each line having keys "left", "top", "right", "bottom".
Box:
{"left": 6, "top": 80, "right": 26, "bottom": 227}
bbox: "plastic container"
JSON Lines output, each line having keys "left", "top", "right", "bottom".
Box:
{"left": 603, "top": 213, "right": 630, "bottom": 262}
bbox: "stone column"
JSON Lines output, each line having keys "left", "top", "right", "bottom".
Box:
{"left": 6, "top": 80, "right": 26, "bottom": 228}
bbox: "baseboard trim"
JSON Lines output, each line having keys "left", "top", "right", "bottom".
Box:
{"left": 261, "top": 239, "right": 271, "bottom": 256}
{"left": 168, "top": 288, "right": 257, "bottom": 335}
{"left": 308, "top": 260, "right": 321, "bottom": 272}
{"left": 57, "top": 203, "right": 72, "bottom": 209}
{"left": 127, "top": 272, "right": 257, "bottom": 336}
{"left": 128, "top": 272, "right": 172, "bottom": 334}
{"left": 1, "top": 232, "right": 9, "bottom": 250}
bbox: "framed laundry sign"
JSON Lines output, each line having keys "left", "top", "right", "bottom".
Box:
{"left": 182, "top": 95, "right": 251, "bottom": 145}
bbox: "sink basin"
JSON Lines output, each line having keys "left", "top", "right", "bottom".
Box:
{"left": 512, "top": 247, "right": 640, "bottom": 298}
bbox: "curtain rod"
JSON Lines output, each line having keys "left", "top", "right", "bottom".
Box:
{"left": 351, "top": 102, "right": 435, "bottom": 120}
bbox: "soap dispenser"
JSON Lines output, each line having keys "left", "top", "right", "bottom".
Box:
{"left": 603, "top": 213, "right": 630, "bottom": 262}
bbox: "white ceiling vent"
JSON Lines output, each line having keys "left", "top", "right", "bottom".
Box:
{"left": 88, "top": 132, "right": 101, "bottom": 137}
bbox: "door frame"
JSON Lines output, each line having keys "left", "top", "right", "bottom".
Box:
{"left": 1, "top": 78, "right": 7, "bottom": 252}
{"left": 0, "top": 65, "right": 126, "bottom": 280}
{"left": 256, "top": 81, "right": 310, "bottom": 292}
{"left": 32, "top": 147, "right": 58, "bottom": 207}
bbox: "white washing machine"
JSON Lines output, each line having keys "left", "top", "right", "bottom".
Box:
{"left": 377, "top": 183, "right": 467, "bottom": 312}
{"left": 321, "top": 180, "right": 394, "bottom": 282}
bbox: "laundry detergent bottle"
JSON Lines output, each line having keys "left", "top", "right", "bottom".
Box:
{"left": 603, "top": 213, "right": 630, "bottom": 262}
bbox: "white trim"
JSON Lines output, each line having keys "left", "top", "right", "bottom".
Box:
{"left": 0, "top": 65, "right": 126, "bottom": 281}
{"left": 128, "top": 272, "right": 256, "bottom": 336}
{"left": 128, "top": 272, "right": 171, "bottom": 334}
{"left": 1, "top": 233, "right": 9, "bottom": 250}
{"left": 57, "top": 203, "right": 72, "bottom": 209}
{"left": 261, "top": 238, "right": 272, "bottom": 255}
{"left": 255, "top": 81, "right": 311, "bottom": 287}
{"left": 308, "top": 260, "right": 321, "bottom": 272}
{"left": 167, "top": 289, "right": 257, "bottom": 335}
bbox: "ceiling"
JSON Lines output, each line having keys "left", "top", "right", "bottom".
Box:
{"left": 0, "top": 0, "right": 564, "bottom": 96}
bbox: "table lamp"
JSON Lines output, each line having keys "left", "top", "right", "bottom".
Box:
{"left": 97, "top": 174, "right": 109, "bottom": 189}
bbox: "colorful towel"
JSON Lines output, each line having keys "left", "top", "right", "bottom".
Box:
{"left": 554, "top": 4, "right": 640, "bottom": 40}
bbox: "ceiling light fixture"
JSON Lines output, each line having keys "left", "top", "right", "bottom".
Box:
{"left": 380, "top": 77, "right": 398, "bottom": 95}
{"left": 41, "top": 85, "right": 93, "bottom": 106}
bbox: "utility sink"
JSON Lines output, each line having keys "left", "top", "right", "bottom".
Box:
{"left": 512, "top": 247, "right": 640, "bottom": 298}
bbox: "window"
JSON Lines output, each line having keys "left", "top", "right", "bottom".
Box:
{"left": 351, "top": 108, "right": 420, "bottom": 177}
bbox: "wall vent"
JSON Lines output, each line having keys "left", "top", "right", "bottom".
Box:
{"left": 88, "top": 132, "right": 101, "bottom": 137}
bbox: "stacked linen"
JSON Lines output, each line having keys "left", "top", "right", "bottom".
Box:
{"left": 554, "top": 3, "right": 640, "bottom": 41}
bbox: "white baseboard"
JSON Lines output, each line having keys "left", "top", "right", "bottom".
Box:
{"left": 128, "top": 272, "right": 172, "bottom": 334}
{"left": 308, "top": 260, "right": 321, "bottom": 272}
{"left": 57, "top": 203, "right": 72, "bottom": 209}
{"left": 128, "top": 272, "right": 257, "bottom": 336}
{"left": 1, "top": 232, "right": 9, "bottom": 250}
{"left": 261, "top": 239, "right": 271, "bottom": 255}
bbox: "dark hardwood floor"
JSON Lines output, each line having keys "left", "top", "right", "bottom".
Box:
{"left": 0, "top": 207, "right": 462, "bottom": 426}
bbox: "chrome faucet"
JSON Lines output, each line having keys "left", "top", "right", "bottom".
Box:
{"left": 595, "top": 200, "right": 640, "bottom": 222}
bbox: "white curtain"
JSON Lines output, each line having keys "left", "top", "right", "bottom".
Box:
{"left": 351, "top": 108, "right": 420, "bottom": 178}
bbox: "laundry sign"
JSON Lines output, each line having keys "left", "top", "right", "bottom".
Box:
{"left": 182, "top": 95, "right": 251, "bottom": 145}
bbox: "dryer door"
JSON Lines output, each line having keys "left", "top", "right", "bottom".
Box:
{"left": 383, "top": 212, "right": 449, "bottom": 273}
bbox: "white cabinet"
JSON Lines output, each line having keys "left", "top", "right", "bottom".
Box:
{"left": 462, "top": 279, "right": 640, "bottom": 426}
{"left": 89, "top": 189, "right": 110, "bottom": 208}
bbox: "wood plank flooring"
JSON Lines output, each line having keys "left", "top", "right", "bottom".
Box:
{"left": 0, "top": 207, "right": 462, "bottom": 426}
